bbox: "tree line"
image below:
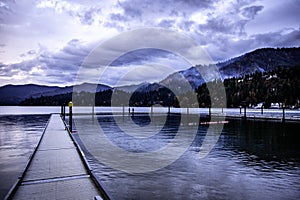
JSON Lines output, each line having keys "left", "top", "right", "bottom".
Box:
{"left": 20, "top": 66, "right": 300, "bottom": 109}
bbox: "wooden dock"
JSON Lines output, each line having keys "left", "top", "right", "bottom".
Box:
{"left": 5, "top": 114, "right": 110, "bottom": 200}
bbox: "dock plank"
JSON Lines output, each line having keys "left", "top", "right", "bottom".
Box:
{"left": 11, "top": 114, "right": 103, "bottom": 200}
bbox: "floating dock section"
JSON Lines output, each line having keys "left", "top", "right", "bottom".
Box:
{"left": 5, "top": 114, "right": 110, "bottom": 200}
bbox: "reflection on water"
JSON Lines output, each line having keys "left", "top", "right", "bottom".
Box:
{"left": 73, "top": 114, "right": 300, "bottom": 200}
{"left": 97, "top": 114, "right": 182, "bottom": 153}
{"left": 0, "top": 115, "right": 49, "bottom": 199}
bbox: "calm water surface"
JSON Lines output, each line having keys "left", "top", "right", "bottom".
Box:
{"left": 0, "top": 106, "right": 299, "bottom": 199}
{"left": 0, "top": 114, "right": 49, "bottom": 199}
{"left": 72, "top": 114, "right": 300, "bottom": 200}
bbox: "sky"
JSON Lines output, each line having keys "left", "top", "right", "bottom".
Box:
{"left": 0, "top": 0, "right": 299, "bottom": 87}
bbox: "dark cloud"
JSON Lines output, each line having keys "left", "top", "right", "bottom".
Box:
{"left": 109, "top": 48, "right": 171, "bottom": 66}
{"left": 158, "top": 19, "right": 175, "bottom": 29}
{"left": 198, "top": 3, "right": 263, "bottom": 36}
{"left": 176, "top": 0, "right": 213, "bottom": 8}
{"left": 179, "top": 20, "right": 194, "bottom": 31}
{"left": 80, "top": 10, "right": 94, "bottom": 25}
{"left": 1, "top": 38, "right": 180, "bottom": 86}
{"left": 0, "top": 0, "right": 35, "bottom": 25}
{"left": 104, "top": 21, "right": 124, "bottom": 31}
{"left": 0, "top": 0, "right": 13, "bottom": 22}
{"left": 110, "top": 13, "right": 129, "bottom": 22}
{"left": 19, "top": 49, "right": 36, "bottom": 57}
{"left": 62, "top": 39, "right": 91, "bottom": 57}
{"left": 241, "top": 5, "right": 264, "bottom": 19}
{"left": 115, "top": 0, "right": 214, "bottom": 23}
{"left": 0, "top": 38, "right": 94, "bottom": 85}
{"left": 0, "top": 60, "right": 36, "bottom": 77}
{"left": 1, "top": 0, "right": 299, "bottom": 86}
{"left": 199, "top": 17, "right": 247, "bottom": 36}
{"left": 27, "top": 49, "right": 36, "bottom": 55}
{"left": 0, "top": 62, "right": 13, "bottom": 76}
{"left": 119, "top": 1, "right": 142, "bottom": 18}
{"left": 75, "top": 7, "right": 102, "bottom": 25}
{"left": 251, "top": 29, "right": 300, "bottom": 47}
{"left": 206, "top": 28, "right": 300, "bottom": 62}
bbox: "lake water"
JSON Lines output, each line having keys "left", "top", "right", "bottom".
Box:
{"left": 72, "top": 114, "right": 300, "bottom": 200}
{"left": 0, "top": 114, "right": 49, "bottom": 199}
{"left": 0, "top": 106, "right": 299, "bottom": 199}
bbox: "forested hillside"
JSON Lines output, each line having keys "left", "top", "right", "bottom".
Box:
{"left": 19, "top": 66, "right": 300, "bottom": 109}
{"left": 197, "top": 66, "right": 300, "bottom": 108}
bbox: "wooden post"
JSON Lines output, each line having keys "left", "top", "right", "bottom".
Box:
{"left": 151, "top": 106, "right": 153, "bottom": 116}
{"left": 209, "top": 107, "right": 211, "bottom": 117}
{"left": 92, "top": 105, "right": 95, "bottom": 120}
{"left": 261, "top": 106, "right": 263, "bottom": 115}
{"left": 62, "top": 105, "right": 65, "bottom": 121}
{"left": 239, "top": 106, "right": 242, "bottom": 114}
{"left": 282, "top": 103, "right": 285, "bottom": 123}
{"left": 244, "top": 106, "right": 246, "bottom": 120}
{"left": 68, "top": 101, "right": 73, "bottom": 133}
{"left": 187, "top": 107, "right": 189, "bottom": 115}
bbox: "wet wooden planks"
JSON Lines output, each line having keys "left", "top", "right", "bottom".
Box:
{"left": 10, "top": 114, "right": 103, "bottom": 200}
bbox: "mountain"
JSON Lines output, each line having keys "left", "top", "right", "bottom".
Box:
{"left": 1, "top": 47, "right": 299, "bottom": 105}
{"left": 160, "top": 65, "right": 221, "bottom": 92}
{"left": 160, "top": 47, "right": 300, "bottom": 90}
{"left": 133, "top": 82, "right": 163, "bottom": 93}
{"left": 218, "top": 47, "right": 300, "bottom": 79}
{"left": 116, "top": 82, "right": 150, "bottom": 93}
{"left": 0, "top": 84, "right": 60, "bottom": 105}
{"left": 0, "top": 83, "right": 111, "bottom": 105}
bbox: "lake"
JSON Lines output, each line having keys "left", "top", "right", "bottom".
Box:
{"left": 72, "top": 113, "right": 300, "bottom": 199}
{"left": 0, "top": 114, "right": 49, "bottom": 199}
{"left": 0, "top": 106, "right": 299, "bottom": 199}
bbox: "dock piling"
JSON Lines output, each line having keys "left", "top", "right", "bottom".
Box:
{"left": 60, "top": 105, "right": 66, "bottom": 120}
{"left": 69, "top": 101, "right": 73, "bottom": 133}
{"left": 282, "top": 104, "right": 285, "bottom": 123}
{"left": 92, "top": 105, "right": 95, "bottom": 121}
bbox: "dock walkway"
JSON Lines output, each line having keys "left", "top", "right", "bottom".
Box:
{"left": 7, "top": 114, "right": 106, "bottom": 200}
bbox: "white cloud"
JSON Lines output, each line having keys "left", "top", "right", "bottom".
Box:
{"left": 0, "top": 0, "right": 299, "bottom": 86}
{"left": 245, "top": 0, "right": 300, "bottom": 34}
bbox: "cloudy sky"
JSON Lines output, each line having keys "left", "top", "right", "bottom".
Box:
{"left": 0, "top": 0, "right": 299, "bottom": 87}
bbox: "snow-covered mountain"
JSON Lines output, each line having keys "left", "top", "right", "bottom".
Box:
{"left": 218, "top": 47, "right": 300, "bottom": 79}
{"left": 1, "top": 47, "right": 299, "bottom": 105}
{"left": 161, "top": 47, "right": 300, "bottom": 90}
